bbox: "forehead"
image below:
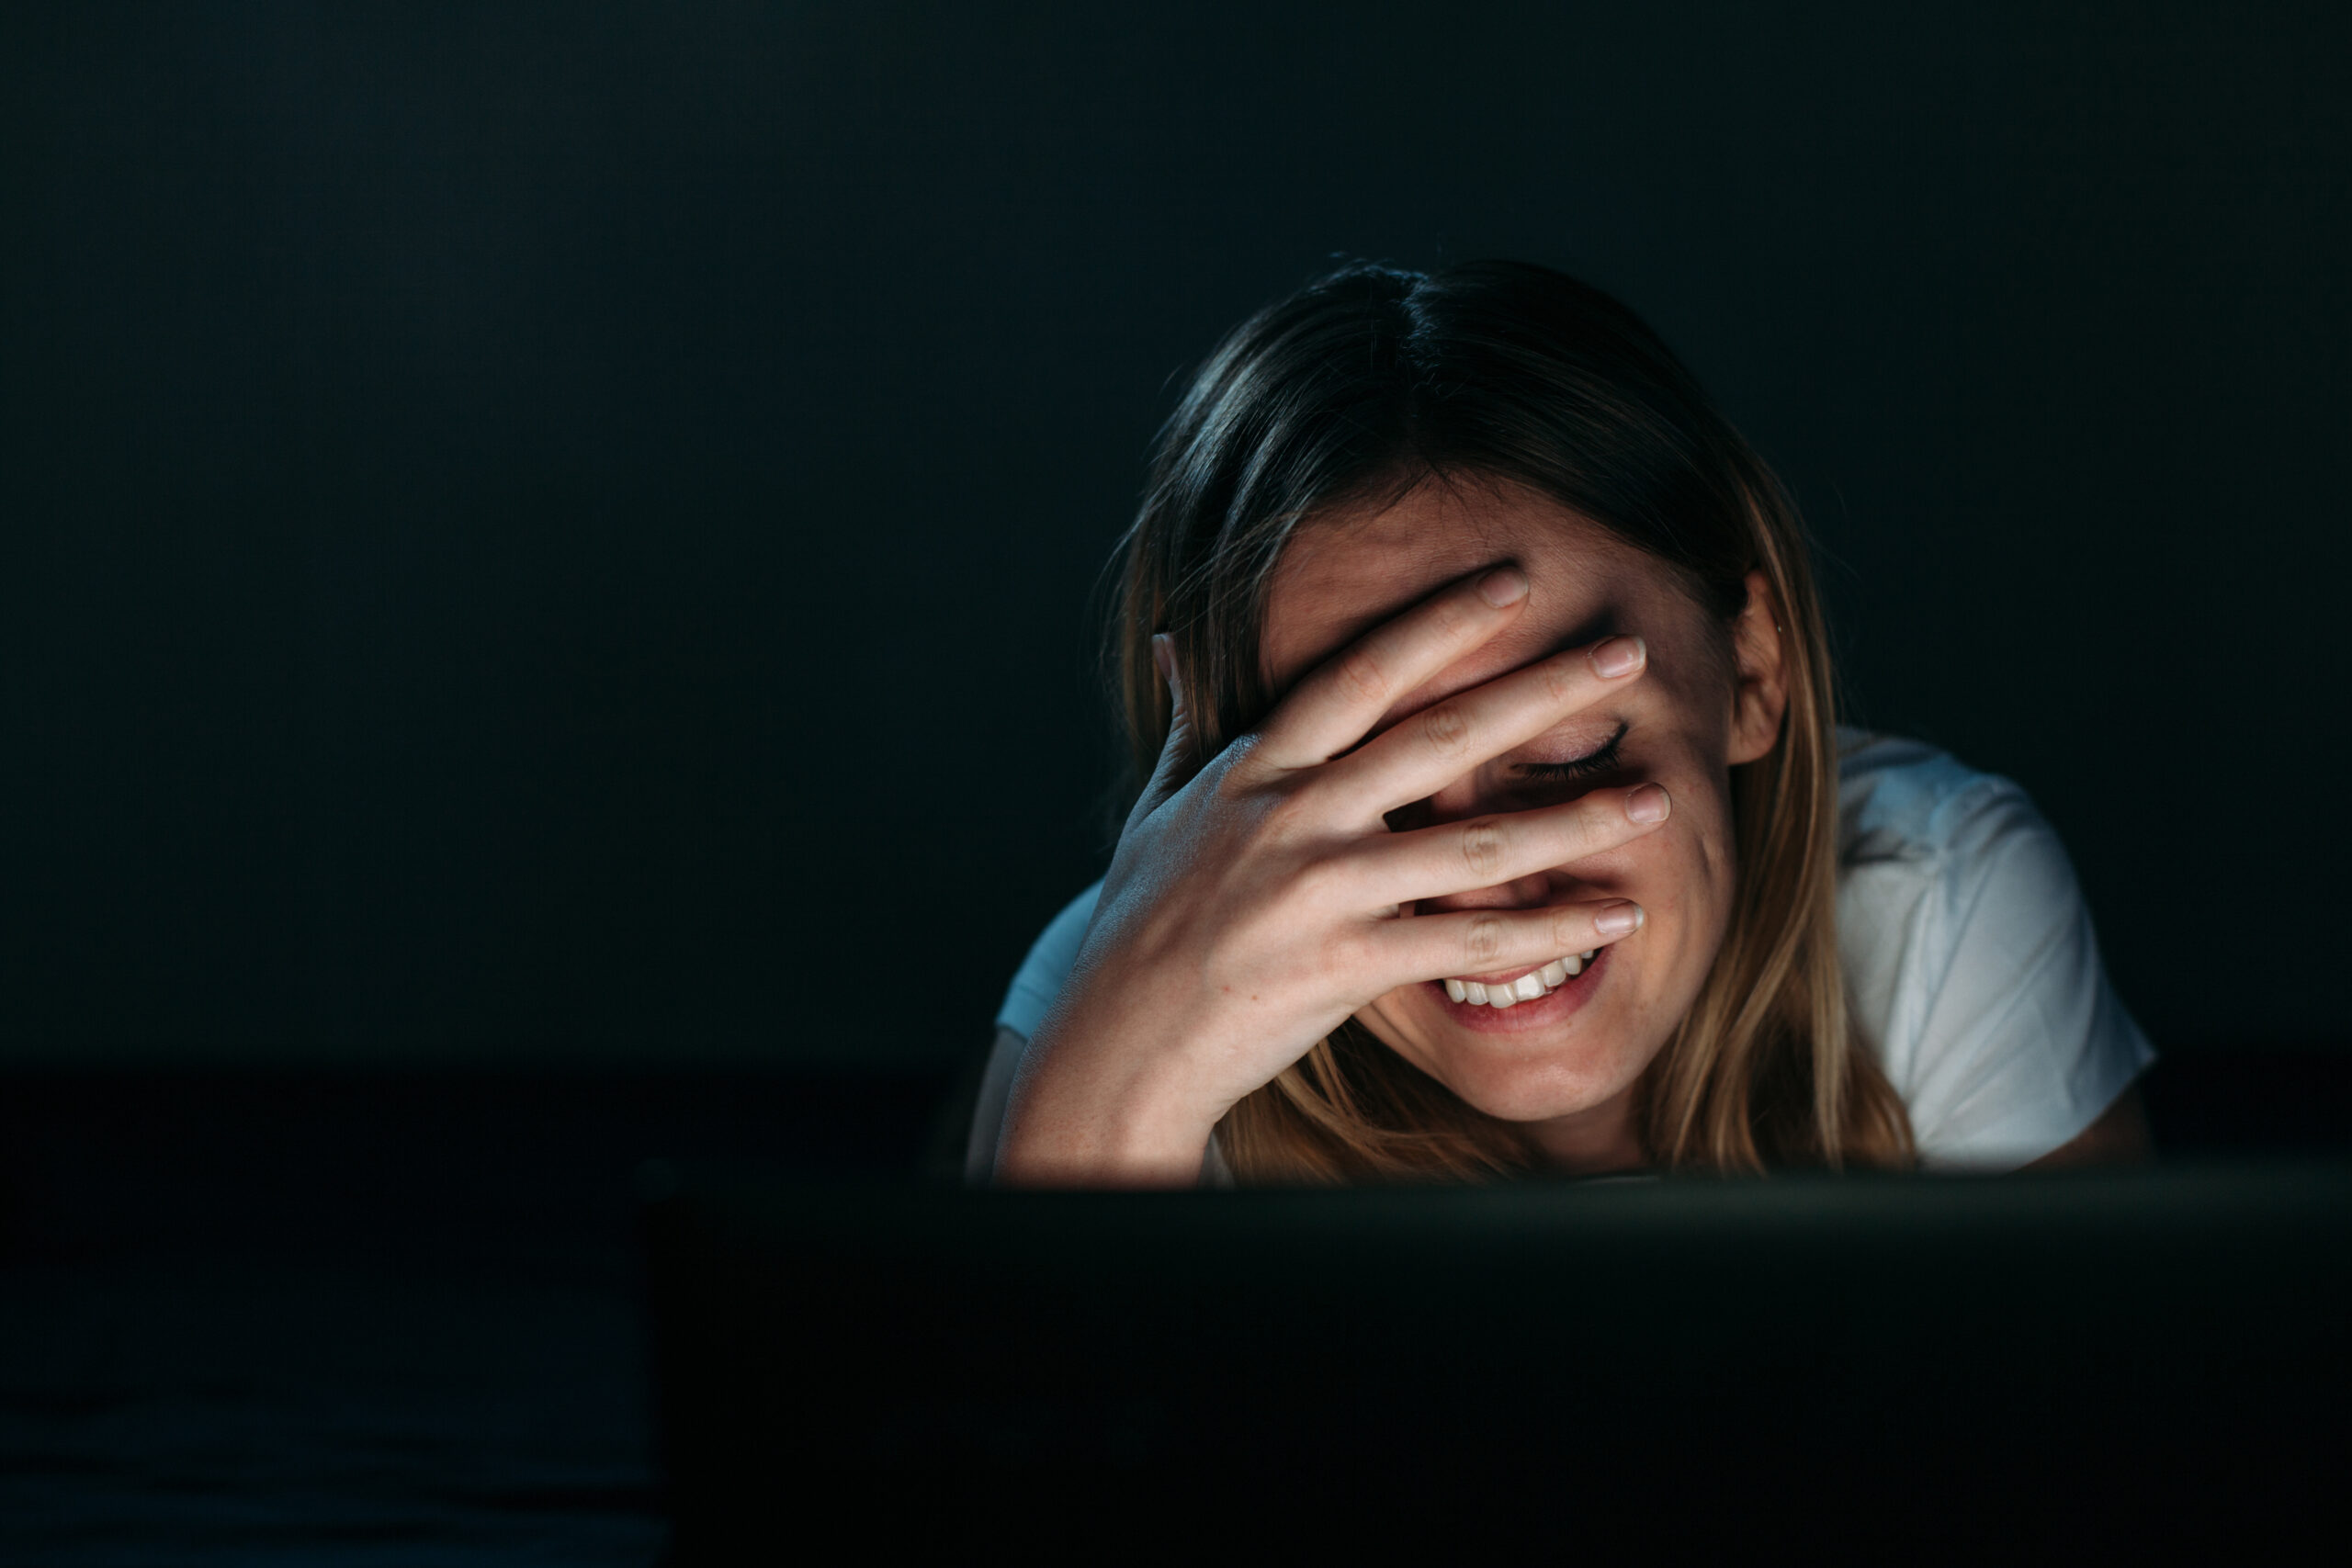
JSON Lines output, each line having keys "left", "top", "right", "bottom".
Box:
{"left": 1261, "top": 476, "right": 1689, "bottom": 712}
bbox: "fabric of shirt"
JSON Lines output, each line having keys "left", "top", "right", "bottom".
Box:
{"left": 968, "top": 729, "right": 2154, "bottom": 1180}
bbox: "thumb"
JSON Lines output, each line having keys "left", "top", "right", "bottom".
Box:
{"left": 1127, "top": 633, "right": 1194, "bottom": 828}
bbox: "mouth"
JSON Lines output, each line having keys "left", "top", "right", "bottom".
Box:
{"left": 1425, "top": 943, "right": 1612, "bottom": 1032}
{"left": 1443, "top": 950, "right": 1597, "bottom": 1007}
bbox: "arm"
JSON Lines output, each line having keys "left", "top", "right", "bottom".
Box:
{"left": 995, "top": 568, "right": 1666, "bottom": 1187}
{"left": 2019, "top": 1081, "right": 2154, "bottom": 1169}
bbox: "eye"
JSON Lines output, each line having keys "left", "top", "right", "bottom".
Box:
{"left": 1514, "top": 721, "right": 1628, "bottom": 783}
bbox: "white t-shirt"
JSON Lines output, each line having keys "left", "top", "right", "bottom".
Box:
{"left": 969, "top": 729, "right": 2154, "bottom": 1179}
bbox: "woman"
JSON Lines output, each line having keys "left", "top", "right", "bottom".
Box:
{"left": 970, "top": 260, "right": 2153, "bottom": 1186}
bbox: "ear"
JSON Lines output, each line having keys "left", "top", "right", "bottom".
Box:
{"left": 1725, "top": 569, "right": 1791, "bottom": 767}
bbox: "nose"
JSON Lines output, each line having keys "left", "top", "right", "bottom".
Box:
{"left": 1418, "top": 870, "right": 1555, "bottom": 916}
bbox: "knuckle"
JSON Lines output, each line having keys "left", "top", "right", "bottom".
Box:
{"left": 1256, "top": 776, "right": 1321, "bottom": 840}
{"left": 1331, "top": 647, "right": 1394, "bottom": 708}
{"left": 1555, "top": 802, "right": 1611, "bottom": 856}
{"left": 1427, "top": 599, "right": 1479, "bottom": 646}
{"left": 1326, "top": 928, "right": 1377, "bottom": 985}
{"left": 1462, "top": 913, "right": 1509, "bottom": 966}
{"left": 1545, "top": 793, "right": 1627, "bottom": 859}
{"left": 1287, "top": 852, "right": 1345, "bottom": 908}
{"left": 1456, "top": 816, "right": 1509, "bottom": 878}
{"left": 1418, "top": 702, "right": 1472, "bottom": 755}
{"left": 1210, "top": 739, "right": 1276, "bottom": 803}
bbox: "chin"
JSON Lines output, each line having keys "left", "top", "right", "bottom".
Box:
{"left": 1426, "top": 1043, "right": 1643, "bottom": 1124}
{"left": 1371, "top": 1001, "right": 1653, "bottom": 1124}
{"left": 1363, "top": 955, "right": 1673, "bottom": 1124}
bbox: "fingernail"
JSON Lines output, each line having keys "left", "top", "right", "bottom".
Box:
{"left": 1476, "top": 566, "right": 1529, "bottom": 607}
{"left": 1593, "top": 901, "right": 1644, "bottom": 937}
{"left": 1625, "top": 784, "right": 1670, "bottom": 824}
{"left": 1589, "top": 636, "right": 1645, "bottom": 678}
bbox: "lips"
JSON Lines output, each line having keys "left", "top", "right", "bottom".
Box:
{"left": 1443, "top": 949, "right": 1600, "bottom": 1008}
{"left": 1426, "top": 942, "right": 1611, "bottom": 1032}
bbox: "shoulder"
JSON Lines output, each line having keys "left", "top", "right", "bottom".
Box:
{"left": 1833, "top": 728, "right": 2154, "bottom": 1169}
{"left": 994, "top": 881, "right": 1103, "bottom": 1041}
{"left": 1835, "top": 726, "right": 2039, "bottom": 867}
{"left": 967, "top": 886, "right": 1102, "bottom": 1186}
{"left": 1833, "top": 727, "right": 2083, "bottom": 957}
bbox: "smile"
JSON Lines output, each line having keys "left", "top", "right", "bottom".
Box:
{"left": 1443, "top": 951, "right": 1599, "bottom": 1008}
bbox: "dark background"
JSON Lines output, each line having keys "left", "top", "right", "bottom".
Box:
{"left": 6, "top": 6, "right": 2348, "bottom": 1560}
{"left": 5, "top": 0, "right": 2346, "bottom": 1072}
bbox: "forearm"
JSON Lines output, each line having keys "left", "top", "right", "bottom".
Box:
{"left": 2019, "top": 1083, "right": 2154, "bottom": 1170}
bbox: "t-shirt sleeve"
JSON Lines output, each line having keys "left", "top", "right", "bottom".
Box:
{"left": 993, "top": 882, "right": 1103, "bottom": 1040}
{"left": 1894, "top": 783, "right": 2155, "bottom": 1170}
{"left": 968, "top": 883, "right": 1102, "bottom": 1184}
{"left": 963, "top": 1023, "right": 1032, "bottom": 1186}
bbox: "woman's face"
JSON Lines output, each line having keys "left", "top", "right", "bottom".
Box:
{"left": 1260, "top": 476, "right": 1787, "bottom": 1168}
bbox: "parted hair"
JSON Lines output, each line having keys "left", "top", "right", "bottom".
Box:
{"left": 1106, "top": 260, "right": 1913, "bottom": 1179}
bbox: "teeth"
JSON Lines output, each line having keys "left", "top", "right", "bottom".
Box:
{"left": 1446, "top": 947, "right": 1611, "bottom": 1007}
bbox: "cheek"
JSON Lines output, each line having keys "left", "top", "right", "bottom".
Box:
{"left": 1568, "top": 764, "right": 1735, "bottom": 901}
{"left": 1354, "top": 769, "right": 1742, "bottom": 1087}
{"left": 1566, "top": 778, "right": 1739, "bottom": 1008}
{"left": 1644, "top": 786, "right": 1739, "bottom": 948}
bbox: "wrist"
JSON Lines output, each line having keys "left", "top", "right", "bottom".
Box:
{"left": 995, "top": 1019, "right": 1225, "bottom": 1188}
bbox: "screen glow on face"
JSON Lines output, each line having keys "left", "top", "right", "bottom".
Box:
{"left": 1261, "top": 479, "right": 1765, "bottom": 1152}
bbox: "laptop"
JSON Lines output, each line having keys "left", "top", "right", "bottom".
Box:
{"left": 639, "top": 1163, "right": 2352, "bottom": 1557}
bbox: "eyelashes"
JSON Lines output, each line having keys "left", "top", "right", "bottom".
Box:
{"left": 1513, "top": 720, "right": 1629, "bottom": 783}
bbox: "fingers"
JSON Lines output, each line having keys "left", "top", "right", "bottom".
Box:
{"left": 1125, "top": 633, "right": 1193, "bottom": 829}
{"left": 1250, "top": 564, "right": 1532, "bottom": 773}
{"left": 1373, "top": 896, "right": 1648, "bottom": 985}
{"left": 1315, "top": 634, "right": 1647, "bottom": 820}
{"left": 1339, "top": 783, "right": 1671, "bottom": 908}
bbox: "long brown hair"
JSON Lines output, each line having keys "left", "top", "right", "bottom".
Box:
{"left": 1107, "top": 261, "right": 1912, "bottom": 1179}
